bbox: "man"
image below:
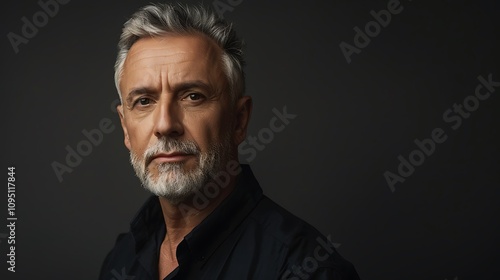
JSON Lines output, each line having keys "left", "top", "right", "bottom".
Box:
{"left": 100, "top": 3, "right": 360, "bottom": 280}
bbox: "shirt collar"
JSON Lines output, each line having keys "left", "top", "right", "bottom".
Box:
{"left": 130, "top": 194, "right": 164, "bottom": 253}
{"left": 182, "top": 164, "right": 263, "bottom": 263}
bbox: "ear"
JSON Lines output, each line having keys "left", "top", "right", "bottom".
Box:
{"left": 233, "top": 96, "right": 252, "bottom": 145}
{"left": 117, "top": 104, "right": 131, "bottom": 151}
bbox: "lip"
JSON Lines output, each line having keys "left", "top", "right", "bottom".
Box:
{"left": 150, "top": 152, "right": 194, "bottom": 164}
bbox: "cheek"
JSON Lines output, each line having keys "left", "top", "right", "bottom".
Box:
{"left": 186, "top": 109, "right": 231, "bottom": 148}
{"left": 217, "top": 107, "right": 236, "bottom": 139}
{"left": 126, "top": 119, "right": 155, "bottom": 156}
{"left": 186, "top": 118, "right": 218, "bottom": 147}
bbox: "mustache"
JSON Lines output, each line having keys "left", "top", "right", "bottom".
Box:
{"left": 144, "top": 138, "right": 200, "bottom": 166}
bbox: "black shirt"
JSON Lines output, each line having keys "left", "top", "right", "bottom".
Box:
{"left": 99, "top": 165, "right": 360, "bottom": 279}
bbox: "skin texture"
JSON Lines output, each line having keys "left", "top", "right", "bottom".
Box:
{"left": 117, "top": 34, "right": 252, "bottom": 279}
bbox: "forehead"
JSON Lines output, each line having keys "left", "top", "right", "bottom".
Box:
{"left": 125, "top": 33, "right": 221, "bottom": 65}
{"left": 121, "top": 33, "right": 225, "bottom": 93}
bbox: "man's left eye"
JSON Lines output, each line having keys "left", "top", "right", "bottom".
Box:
{"left": 185, "top": 93, "right": 203, "bottom": 101}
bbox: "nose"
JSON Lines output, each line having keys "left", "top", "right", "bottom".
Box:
{"left": 153, "top": 99, "right": 184, "bottom": 139}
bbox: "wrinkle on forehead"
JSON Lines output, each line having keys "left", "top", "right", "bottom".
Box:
{"left": 120, "top": 34, "right": 226, "bottom": 97}
{"left": 124, "top": 34, "right": 221, "bottom": 71}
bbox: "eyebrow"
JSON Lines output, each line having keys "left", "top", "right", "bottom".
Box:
{"left": 171, "top": 80, "right": 212, "bottom": 94}
{"left": 125, "top": 80, "right": 213, "bottom": 105}
{"left": 125, "top": 87, "right": 157, "bottom": 106}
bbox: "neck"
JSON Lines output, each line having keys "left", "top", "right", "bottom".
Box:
{"left": 158, "top": 170, "right": 239, "bottom": 248}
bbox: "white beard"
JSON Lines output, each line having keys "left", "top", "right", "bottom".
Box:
{"left": 129, "top": 135, "right": 230, "bottom": 205}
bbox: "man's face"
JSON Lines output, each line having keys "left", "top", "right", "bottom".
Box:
{"left": 117, "top": 34, "right": 246, "bottom": 203}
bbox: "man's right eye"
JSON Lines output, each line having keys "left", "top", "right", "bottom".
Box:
{"left": 134, "top": 97, "right": 152, "bottom": 107}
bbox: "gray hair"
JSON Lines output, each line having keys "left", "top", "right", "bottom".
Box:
{"left": 114, "top": 3, "right": 245, "bottom": 103}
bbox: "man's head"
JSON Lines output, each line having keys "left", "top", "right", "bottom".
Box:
{"left": 114, "top": 3, "right": 252, "bottom": 204}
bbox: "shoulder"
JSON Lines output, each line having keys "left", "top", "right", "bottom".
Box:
{"left": 248, "top": 196, "right": 331, "bottom": 250}
{"left": 247, "top": 196, "right": 360, "bottom": 279}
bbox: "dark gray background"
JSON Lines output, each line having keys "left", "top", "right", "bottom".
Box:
{"left": 1, "top": 0, "right": 499, "bottom": 279}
